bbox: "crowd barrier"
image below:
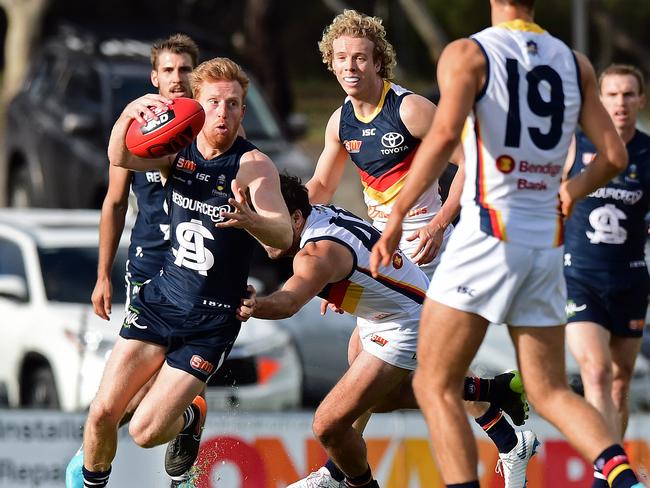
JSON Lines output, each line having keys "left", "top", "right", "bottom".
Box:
{"left": 0, "top": 410, "right": 649, "bottom": 487}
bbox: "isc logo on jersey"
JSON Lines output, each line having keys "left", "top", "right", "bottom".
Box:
{"left": 140, "top": 108, "right": 176, "bottom": 135}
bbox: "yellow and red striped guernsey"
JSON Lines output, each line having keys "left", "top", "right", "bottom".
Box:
{"left": 457, "top": 19, "right": 579, "bottom": 248}
{"left": 338, "top": 81, "right": 441, "bottom": 228}
{"left": 302, "top": 205, "right": 429, "bottom": 322}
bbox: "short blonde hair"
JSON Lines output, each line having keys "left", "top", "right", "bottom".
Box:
{"left": 318, "top": 9, "right": 396, "bottom": 80}
{"left": 190, "top": 57, "right": 250, "bottom": 100}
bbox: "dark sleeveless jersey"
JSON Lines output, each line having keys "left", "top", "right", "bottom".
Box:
{"left": 338, "top": 81, "right": 440, "bottom": 227}
{"left": 128, "top": 170, "right": 169, "bottom": 281}
{"left": 564, "top": 130, "right": 650, "bottom": 270}
{"left": 159, "top": 136, "right": 257, "bottom": 310}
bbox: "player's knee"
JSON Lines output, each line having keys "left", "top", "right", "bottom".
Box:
{"left": 412, "top": 367, "right": 447, "bottom": 400}
{"left": 312, "top": 411, "right": 342, "bottom": 447}
{"left": 87, "top": 398, "right": 122, "bottom": 430}
{"left": 524, "top": 378, "right": 569, "bottom": 414}
{"left": 579, "top": 359, "right": 613, "bottom": 390}
{"left": 128, "top": 416, "right": 158, "bottom": 448}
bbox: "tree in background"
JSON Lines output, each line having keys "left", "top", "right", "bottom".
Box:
{"left": 0, "top": 0, "right": 48, "bottom": 106}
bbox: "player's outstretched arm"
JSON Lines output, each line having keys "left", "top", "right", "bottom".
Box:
{"left": 370, "top": 39, "right": 483, "bottom": 275}
{"left": 108, "top": 94, "right": 174, "bottom": 172}
{"left": 561, "top": 52, "right": 627, "bottom": 217}
{"left": 91, "top": 164, "right": 131, "bottom": 320}
{"left": 220, "top": 151, "right": 292, "bottom": 250}
{"left": 253, "top": 241, "right": 352, "bottom": 320}
{"left": 306, "top": 108, "right": 349, "bottom": 204}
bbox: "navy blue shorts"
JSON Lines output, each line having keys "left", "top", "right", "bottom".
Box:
{"left": 119, "top": 278, "right": 241, "bottom": 382}
{"left": 565, "top": 266, "right": 649, "bottom": 338}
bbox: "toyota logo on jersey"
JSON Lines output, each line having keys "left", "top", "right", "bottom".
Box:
{"left": 381, "top": 132, "right": 404, "bottom": 148}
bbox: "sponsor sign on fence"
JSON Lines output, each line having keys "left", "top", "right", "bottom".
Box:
{"left": 0, "top": 411, "right": 648, "bottom": 487}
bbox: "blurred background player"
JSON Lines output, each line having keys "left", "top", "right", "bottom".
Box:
{"left": 564, "top": 63, "right": 650, "bottom": 488}
{"left": 371, "top": 0, "right": 643, "bottom": 487}
{"left": 66, "top": 33, "right": 199, "bottom": 488}
{"left": 304, "top": 10, "right": 532, "bottom": 488}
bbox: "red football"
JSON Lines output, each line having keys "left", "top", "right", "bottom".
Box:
{"left": 125, "top": 97, "right": 205, "bottom": 158}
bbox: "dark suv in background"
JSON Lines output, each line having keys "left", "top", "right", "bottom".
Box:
{"left": 2, "top": 30, "right": 311, "bottom": 208}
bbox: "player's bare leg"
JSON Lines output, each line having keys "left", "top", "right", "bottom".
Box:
{"left": 83, "top": 338, "right": 165, "bottom": 475}
{"left": 610, "top": 335, "right": 643, "bottom": 436}
{"left": 566, "top": 322, "right": 619, "bottom": 437}
{"left": 313, "top": 350, "right": 409, "bottom": 485}
{"left": 412, "top": 298, "right": 490, "bottom": 484}
{"left": 512, "top": 325, "right": 618, "bottom": 456}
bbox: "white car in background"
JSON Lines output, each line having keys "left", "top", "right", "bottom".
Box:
{"left": 0, "top": 209, "right": 301, "bottom": 411}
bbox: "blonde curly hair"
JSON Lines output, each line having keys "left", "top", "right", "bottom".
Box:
{"left": 318, "top": 10, "right": 396, "bottom": 80}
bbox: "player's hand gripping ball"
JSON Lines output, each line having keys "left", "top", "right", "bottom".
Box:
{"left": 125, "top": 97, "right": 205, "bottom": 158}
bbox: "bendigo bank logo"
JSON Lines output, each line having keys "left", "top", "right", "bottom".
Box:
{"left": 344, "top": 139, "right": 362, "bottom": 153}
{"left": 392, "top": 253, "right": 403, "bottom": 269}
{"left": 190, "top": 355, "right": 215, "bottom": 375}
{"left": 496, "top": 155, "right": 515, "bottom": 174}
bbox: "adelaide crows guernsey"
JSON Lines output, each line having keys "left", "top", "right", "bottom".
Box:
{"left": 339, "top": 81, "right": 441, "bottom": 231}
{"left": 564, "top": 130, "right": 650, "bottom": 270}
{"left": 128, "top": 170, "right": 169, "bottom": 282}
{"left": 463, "top": 20, "right": 581, "bottom": 248}
{"left": 303, "top": 204, "right": 428, "bottom": 321}
{"left": 159, "top": 136, "right": 257, "bottom": 311}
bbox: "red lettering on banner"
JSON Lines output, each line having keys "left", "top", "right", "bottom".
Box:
{"left": 306, "top": 438, "right": 328, "bottom": 472}
{"left": 189, "top": 433, "right": 650, "bottom": 488}
{"left": 544, "top": 440, "right": 592, "bottom": 487}
{"left": 255, "top": 438, "right": 299, "bottom": 487}
{"left": 624, "top": 439, "right": 650, "bottom": 480}
{"left": 195, "top": 436, "right": 267, "bottom": 487}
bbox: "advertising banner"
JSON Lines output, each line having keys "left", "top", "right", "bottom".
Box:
{"left": 0, "top": 411, "right": 648, "bottom": 487}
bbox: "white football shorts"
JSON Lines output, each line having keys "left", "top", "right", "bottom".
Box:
{"left": 357, "top": 314, "right": 419, "bottom": 371}
{"left": 427, "top": 220, "right": 566, "bottom": 326}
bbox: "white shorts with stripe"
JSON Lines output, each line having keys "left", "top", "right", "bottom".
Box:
{"left": 427, "top": 220, "right": 566, "bottom": 326}
{"left": 357, "top": 314, "right": 419, "bottom": 371}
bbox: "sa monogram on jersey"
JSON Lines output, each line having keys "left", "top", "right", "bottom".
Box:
{"left": 160, "top": 137, "right": 257, "bottom": 309}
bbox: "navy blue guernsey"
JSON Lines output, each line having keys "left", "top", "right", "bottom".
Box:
{"left": 564, "top": 130, "right": 650, "bottom": 270}
{"left": 160, "top": 136, "right": 257, "bottom": 311}
{"left": 128, "top": 170, "right": 169, "bottom": 281}
{"left": 339, "top": 81, "right": 440, "bottom": 225}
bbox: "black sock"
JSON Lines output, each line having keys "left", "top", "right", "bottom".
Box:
{"left": 325, "top": 459, "right": 345, "bottom": 482}
{"left": 594, "top": 445, "right": 639, "bottom": 488}
{"left": 475, "top": 404, "right": 517, "bottom": 453}
{"left": 591, "top": 466, "right": 608, "bottom": 488}
{"left": 344, "top": 465, "right": 373, "bottom": 487}
{"left": 181, "top": 403, "right": 197, "bottom": 432}
{"left": 463, "top": 376, "right": 493, "bottom": 402}
{"left": 447, "top": 482, "right": 480, "bottom": 488}
{"left": 82, "top": 466, "right": 111, "bottom": 488}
